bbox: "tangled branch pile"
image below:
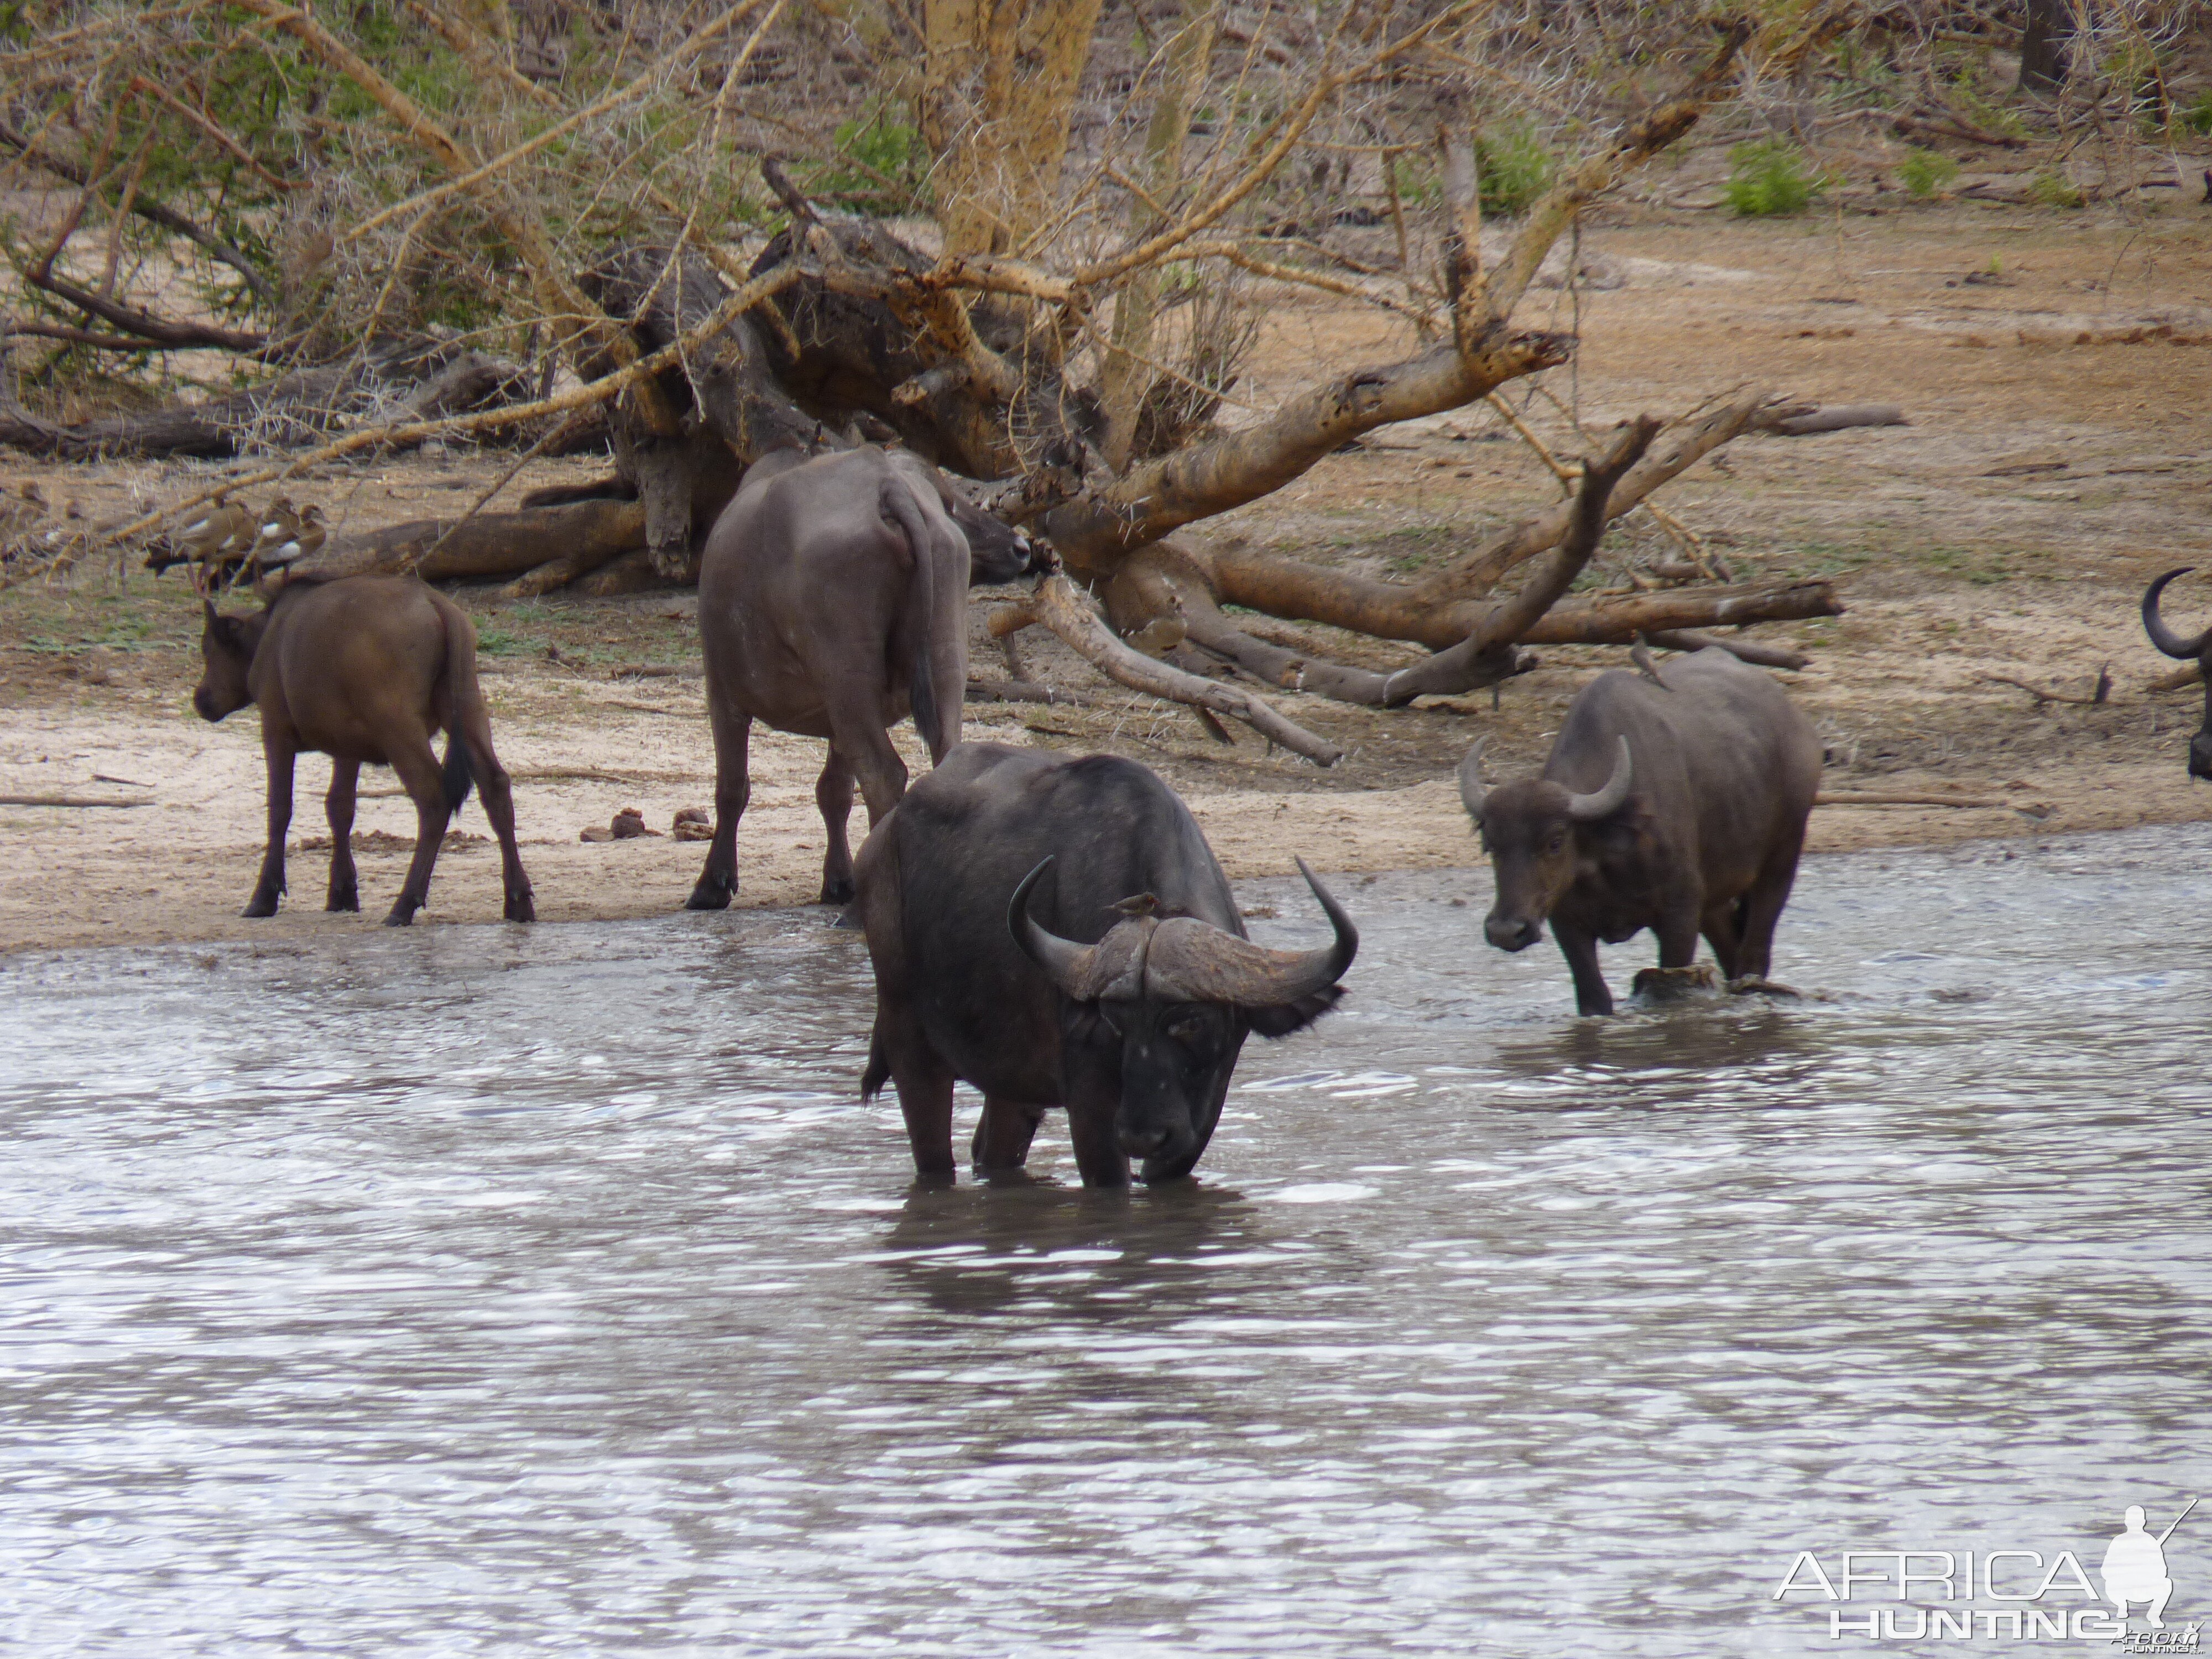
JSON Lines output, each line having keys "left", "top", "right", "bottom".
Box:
{"left": 3, "top": 0, "right": 2197, "bottom": 753}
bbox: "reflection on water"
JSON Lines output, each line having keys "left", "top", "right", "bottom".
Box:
{"left": 3, "top": 826, "right": 2210, "bottom": 1656}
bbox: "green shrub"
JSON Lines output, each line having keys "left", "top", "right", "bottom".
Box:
{"left": 1387, "top": 154, "right": 1441, "bottom": 210}
{"left": 2028, "top": 169, "right": 2084, "bottom": 208}
{"left": 1725, "top": 139, "right": 1823, "bottom": 217}
{"left": 1473, "top": 126, "right": 1553, "bottom": 217}
{"left": 814, "top": 109, "right": 921, "bottom": 210}
{"left": 1897, "top": 147, "right": 1960, "bottom": 200}
{"left": 2181, "top": 91, "right": 2212, "bottom": 135}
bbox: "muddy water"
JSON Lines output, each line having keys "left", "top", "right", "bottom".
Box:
{"left": 4, "top": 825, "right": 2210, "bottom": 1656}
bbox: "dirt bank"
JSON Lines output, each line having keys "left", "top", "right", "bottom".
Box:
{"left": 4, "top": 204, "right": 2209, "bottom": 955}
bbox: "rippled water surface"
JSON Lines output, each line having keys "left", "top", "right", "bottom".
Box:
{"left": 5, "top": 825, "right": 2211, "bottom": 1656}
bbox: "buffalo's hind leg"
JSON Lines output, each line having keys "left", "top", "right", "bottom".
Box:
{"left": 1700, "top": 895, "right": 1745, "bottom": 982}
{"left": 824, "top": 683, "right": 909, "bottom": 830}
{"left": 815, "top": 748, "right": 857, "bottom": 905}
{"left": 325, "top": 758, "right": 361, "bottom": 911}
{"left": 452, "top": 712, "right": 534, "bottom": 922}
{"left": 383, "top": 739, "right": 449, "bottom": 927}
{"left": 973, "top": 1096, "right": 1047, "bottom": 1173}
{"left": 245, "top": 736, "right": 295, "bottom": 917}
{"left": 686, "top": 701, "right": 753, "bottom": 911}
{"left": 1732, "top": 828, "right": 1807, "bottom": 988}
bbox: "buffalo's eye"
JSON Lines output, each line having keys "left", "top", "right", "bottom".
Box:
{"left": 1166, "top": 1013, "right": 1209, "bottom": 1044}
{"left": 1546, "top": 829, "right": 1568, "bottom": 853}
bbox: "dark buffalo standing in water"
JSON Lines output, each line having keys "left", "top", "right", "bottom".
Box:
{"left": 854, "top": 744, "right": 1358, "bottom": 1186}
{"left": 2143, "top": 566, "right": 2212, "bottom": 781}
{"left": 685, "top": 445, "right": 1046, "bottom": 910}
{"left": 1461, "top": 646, "right": 1820, "bottom": 1015}
{"left": 194, "top": 574, "right": 534, "bottom": 926}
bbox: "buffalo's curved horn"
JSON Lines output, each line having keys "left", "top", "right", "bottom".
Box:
{"left": 1566, "top": 736, "right": 1634, "bottom": 821}
{"left": 1008, "top": 856, "right": 1094, "bottom": 995}
{"left": 1144, "top": 858, "right": 1358, "bottom": 1006}
{"left": 1457, "top": 738, "right": 1489, "bottom": 821}
{"left": 2143, "top": 567, "right": 2211, "bottom": 660}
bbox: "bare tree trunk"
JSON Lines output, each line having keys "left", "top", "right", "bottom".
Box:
{"left": 1096, "top": 0, "right": 1221, "bottom": 469}
{"left": 286, "top": 497, "right": 645, "bottom": 583}
{"left": 921, "top": 0, "right": 1108, "bottom": 258}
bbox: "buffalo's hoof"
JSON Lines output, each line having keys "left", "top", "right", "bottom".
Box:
{"left": 818, "top": 875, "right": 856, "bottom": 906}
{"left": 685, "top": 871, "right": 735, "bottom": 911}
{"left": 382, "top": 901, "right": 419, "bottom": 928}
{"left": 326, "top": 889, "right": 359, "bottom": 913}
{"left": 1629, "top": 964, "right": 1719, "bottom": 1004}
{"left": 242, "top": 893, "right": 280, "bottom": 919}
{"left": 506, "top": 891, "right": 536, "bottom": 924}
{"left": 1728, "top": 974, "right": 1800, "bottom": 999}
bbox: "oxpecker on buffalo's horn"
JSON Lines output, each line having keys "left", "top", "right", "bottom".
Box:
{"left": 1566, "top": 736, "right": 1635, "bottom": 821}
{"left": 1009, "top": 857, "right": 1150, "bottom": 1002}
{"left": 2143, "top": 567, "right": 2211, "bottom": 660}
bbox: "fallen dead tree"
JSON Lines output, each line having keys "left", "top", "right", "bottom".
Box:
{"left": 1815, "top": 790, "right": 2049, "bottom": 817}
{"left": 23, "top": 1, "right": 1870, "bottom": 761}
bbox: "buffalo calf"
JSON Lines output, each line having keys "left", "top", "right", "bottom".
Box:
{"left": 856, "top": 743, "right": 1357, "bottom": 1187}
{"left": 1462, "top": 647, "right": 1819, "bottom": 1015}
{"left": 686, "top": 445, "right": 1044, "bottom": 910}
{"left": 194, "top": 575, "right": 533, "bottom": 926}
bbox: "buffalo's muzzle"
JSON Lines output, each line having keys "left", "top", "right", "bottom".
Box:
{"left": 1118, "top": 1120, "right": 1193, "bottom": 1167}
{"left": 1485, "top": 914, "right": 1542, "bottom": 952}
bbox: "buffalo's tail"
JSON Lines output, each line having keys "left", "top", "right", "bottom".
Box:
{"left": 860, "top": 1028, "right": 890, "bottom": 1102}
{"left": 440, "top": 739, "right": 475, "bottom": 819}
{"left": 435, "top": 596, "right": 489, "bottom": 823}
{"left": 878, "top": 474, "right": 963, "bottom": 759}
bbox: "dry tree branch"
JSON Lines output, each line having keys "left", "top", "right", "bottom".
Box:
{"left": 125, "top": 74, "right": 298, "bottom": 193}
{"left": 1197, "top": 241, "right": 1435, "bottom": 325}
{"left": 109, "top": 260, "right": 808, "bottom": 547}
{"left": 401, "top": 0, "right": 561, "bottom": 109}
{"left": 1000, "top": 573, "right": 1344, "bottom": 764}
{"left": 1072, "top": 0, "right": 1486, "bottom": 290}
{"left": 0, "top": 118, "right": 275, "bottom": 304}
{"left": 228, "top": 0, "right": 683, "bottom": 431}
{"left": 342, "top": 0, "right": 776, "bottom": 246}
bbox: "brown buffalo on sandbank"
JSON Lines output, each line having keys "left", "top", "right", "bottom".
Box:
{"left": 685, "top": 444, "right": 1046, "bottom": 910}
{"left": 1462, "top": 646, "right": 1820, "bottom": 1015}
{"left": 193, "top": 574, "right": 534, "bottom": 926}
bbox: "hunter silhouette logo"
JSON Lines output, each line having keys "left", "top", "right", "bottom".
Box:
{"left": 2105, "top": 1499, "right": 2197, "bottom": 1629}
{"left": 1773, "top": 1496, "right": 2200, "bottom": 1642}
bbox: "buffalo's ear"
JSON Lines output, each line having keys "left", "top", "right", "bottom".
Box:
{"left": 1062, "top": 1001, "right": 1121, "bottom": 1045}
{"left": 1245, "top": 984, "right": 1345, "bottom": 1039}
{"left": 207, "top": 612, "right": 249, "bottom": 655}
